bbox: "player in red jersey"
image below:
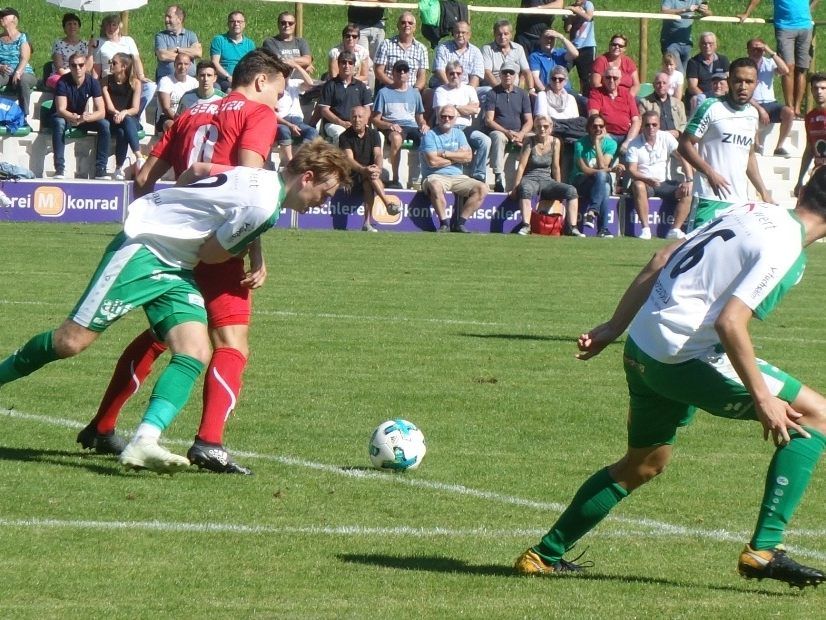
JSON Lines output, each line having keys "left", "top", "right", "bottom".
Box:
{"left": 76, "top": 49, "right": 291, "bottom": 474}
{"left": 795, "top": 73, "right": 826, "bottom": 196}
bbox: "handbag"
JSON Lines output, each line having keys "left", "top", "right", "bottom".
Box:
{"left": 529, "top": 199, "right": 565, "bottom": 236}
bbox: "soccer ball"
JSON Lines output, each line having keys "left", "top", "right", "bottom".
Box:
{"left": 369, "top": 419, "right": 426, "bottom": 471}
{"left": 384, "top": 195, "right": 402, "bottom": 216}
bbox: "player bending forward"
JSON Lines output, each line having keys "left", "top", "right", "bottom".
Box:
{"left": 0, "top": 140, "right": 351, "bottom": 474}
{"left": 515, "top": 167, "right": 826, "bottom": 588}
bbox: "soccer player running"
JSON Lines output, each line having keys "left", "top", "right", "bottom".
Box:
{"left": 794, "top": 72, "right": 826, "bottom": 197}
{"left": 515, "top": 166, "right": 826, "bottom": 588}
{"left": 76, "top": 49, "right": 289, "bottom": 475}
{"left": 0, "top": 141, "right": 352, "bottom": 474}
{"left": 678, "top": 57, "right": 773, "bottom": 230}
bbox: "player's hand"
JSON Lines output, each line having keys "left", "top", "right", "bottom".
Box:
{"left": 755, "top": 396, "right": 810, "bottom": 446}
{"left": 759, "top": 188, "right": 776, "bottom": 204}
{"left": 706, "top": 170, "right": 731, "bottom": 199}
{"left": 576, "top": 322, "right": 619, "bottom": 360}
{"left": 241, "top": 263, "right": 267, "bottom": 289}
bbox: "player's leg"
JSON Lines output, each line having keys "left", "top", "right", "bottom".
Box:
{"left": 515, "top": 338, "right": 688, "bottom": 575}
{"left": 0, "top": 320, "right": 99, "bottom": 386}
{"left": 121, "top": 320, "right": 209, "bottom": 474}
{"left": 187, "top": 260, "right": 255, "bottom": 474}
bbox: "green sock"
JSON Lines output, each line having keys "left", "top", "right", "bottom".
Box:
{"left": 534, "top": 466, "right": 629, "bottom": 562}
{"left": 0, "top": 331, "right": 60, "bottom": 385}
{"left": 141, "top": 354, "right": 205, "bottom": 431}
{"left": 750, "top": 427, "right": 826, "bottom": 551}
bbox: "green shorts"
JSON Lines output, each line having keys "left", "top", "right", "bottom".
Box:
{"left": 70, "top": 232, "right": 207, "bottom": 340}
{"left": 691, "top": 197, "right": 733, "bottom": 229}
{"left": 623, "top": 338, "right": 803, "bottom": 448}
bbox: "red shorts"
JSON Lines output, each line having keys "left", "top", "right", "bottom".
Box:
{"left": 193, "top": 258, "right": 252, "bottom": 328}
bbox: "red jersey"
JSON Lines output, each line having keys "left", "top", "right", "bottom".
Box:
{"left": 804, "top": 108, "right": 826, "bottom": 168}
{"left": 150, "top": 91, "right": 278, "bottom": 176}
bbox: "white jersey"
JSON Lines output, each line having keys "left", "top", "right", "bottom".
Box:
{"left": 685, "top": 97, "right": 759, "bottom": 203}
{"left": 629, "top": 203, "right": 806, "bottom": 363}
{"left": 124, "top": 167, "right": 284, "bottom": 269}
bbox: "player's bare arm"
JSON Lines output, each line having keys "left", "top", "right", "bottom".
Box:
{"left": 714, "top": 297, "right": 808, "bottom": 445}
{"left": 578, "top": 241, "right": 683, "bottom": 360}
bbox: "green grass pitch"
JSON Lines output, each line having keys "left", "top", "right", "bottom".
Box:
{"left": 1, "top": 222, "right": 826, "bottom": 616}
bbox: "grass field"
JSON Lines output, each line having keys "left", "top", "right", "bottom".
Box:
{"left": 20, "top": 0, "right": 824, "bottom": 90}
{"left": 2, "top": 223, "right": 826, "bottom": 617}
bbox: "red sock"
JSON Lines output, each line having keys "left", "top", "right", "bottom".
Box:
{"left": 92, "top": 330, "right": 168, "bottom": 434}
{"left": 197, "top": 347, "right": 247, "bottom": 445}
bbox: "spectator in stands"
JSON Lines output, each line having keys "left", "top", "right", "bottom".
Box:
{"left": 210, "top": 10, "right": 255, "bottom": 92}
{"left": 481, "top": 20, "right": 532, "bottom": 95}
{"left": 685, "top": 32, "right": 729, "bottom": 111}
{"left": 421, "top": 104, "right": 489, "bottom": 233}
{"left": 156, "top": 52, "right": 197, "bottom": 133}
{"left": 795, "top": 73, "right": 826, "bottom": 196}
{"left": 484, "top": 60, "right": 533, "bottom": 192}
{"left": 535, "top": 66, "right": 586, "bottom": 146}
{"left": 178, "top": 61, "right": 224, "bottom": 112}
{"left": 660, "top": 0, "right": 711, "bottom": 73}
{"left": 564, "top": 0, "right": 596, "bottom": 96}
{"left": 430, "top": 21, "right": 484, "bottom": 88}
{"left": 341, "top": 105, "right": 395, "bottom": 232}
{"left": 373, "top": 60, "right": 429, "bottom": 189}
{"left": 660, "top": 52, "right": 685, "bottom": 100}
{"left": 374, "top": 12, "right": 428, "bottom": 91}
{"left": 48, "top": 13, "right": 88, "bottom": 91}
{"left": 626, "top": 110, "right": 693, "bottom": 240}
{"left": 738, "top": 0, "right": 815, "bottom": 117}
{"left": 328, "top": 23, "right": 370, "bottom": 84}
{"left": 570, "top": 113, "right": 622, "bottom": 237}
{"left": 530, "top": 28, "right": 578, "bottom": 94}
{"left": 516, "top": 0, "right": 563, "bottom": 54}
{"left": 588, "top": 67, "right": 640, "bottom": 154}
{"left": 92, "top": 14, "right": 156, "bottom": 115}
{"left": 638, "top": 71, "right": 687, "bottom": 138}
{"left": 347, "top": 0, "right": 386, "bottom": 62}
{"left": 591, "top": 34, "right": 640, "bottom": 95}
{"left": 511, "top": 114, "right": 582, "bottom": 235}
{"left": 0, "top": 8, "right": 35, "bottom": 117}
{"left": 101, "top": 52, "right": 142, "bottom": 181}
{"left": 52, "top": 52, "right": 110, "bottom": 180}
{"left": 709, "top": 69, "right": 729, "bottom": 97}
{"left": 276, "top": 60, "right": 319, "bottom": 165}
{"left": 432, "top": 60, "right": 491, "bottom": 183}
{"left": 154, "top": 5, "right": 201, "bottom": 81}
{"left": 263, "top": 11, "right": 313, "bottom": 76}
{"left": 746, "top": 37, "right": 794, "bottom": 157}
{"left": 318, "top": 50, "right": 372, "bottom": 146}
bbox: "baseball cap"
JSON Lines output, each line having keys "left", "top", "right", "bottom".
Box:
{"left": 393, "top": 60, "right": 411, "bottom": 72}
{"left": 500, "top": 60, "right": 519, "bottom": 74}
{"left": 710, "top": 70, "right": 728, "bottom": 81}
{"left": 0, "top": 7, "right": 19, "bottom": 18}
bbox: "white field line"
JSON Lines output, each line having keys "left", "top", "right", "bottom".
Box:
{"left": 1, "top": 299, "right": 825, "bottom": 344}
{"left": 2, "top": 408, "right": 826, "bottom": 561}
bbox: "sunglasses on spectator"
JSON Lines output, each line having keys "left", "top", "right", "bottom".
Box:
{"left": 339, "top": 59, "right": 355, "bottom": 65}
{"left": 644, "top": 123, "right": 659, "bottom": 127}
{"left": 394, "top": 67, "right": 410, "bottom": 73}
{"left": 440, "top": 114, "right": 456, "bottom": 119}
{"left": 70, "top": 62, "right": 86, "bottom": 68}
{"left": 551, "top": 77, "right": 566, "bottom": 82}
{"left": 279, "top": 20, "right": 295, "bottom": 26}
{"left": 501, "top": 69, "right": 516, "bottom": 75}
{"left": 610, "top": 42, "right": 626, "bottom": 48}
{"left": 344, "top": 33, "right": 359, "bottom": 39}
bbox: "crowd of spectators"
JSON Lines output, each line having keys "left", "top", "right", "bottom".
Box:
{"left": 0, "top": 1, "right": 819, "bottom": 236}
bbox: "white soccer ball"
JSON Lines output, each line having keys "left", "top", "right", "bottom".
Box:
{"left": 369, "top": 419, "right": 426, "bottom": 471}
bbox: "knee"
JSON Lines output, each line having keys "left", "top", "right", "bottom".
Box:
{"left": 52, "top": 322, "right": 95, "bottom": 358}
{"left": 209, "top": 325, "right": 249, "bottom": 358}
{"left": 610, "top": 450, "right": 671, "bottom": 490}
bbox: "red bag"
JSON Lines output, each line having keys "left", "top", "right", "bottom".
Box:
{"left": 529, "top": 200, "right": 565, "bottom": 236}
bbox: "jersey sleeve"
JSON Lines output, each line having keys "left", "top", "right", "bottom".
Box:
{"left": 731, "top": 232, "right": 805, "bottom": 320}
{"left": 684, "top": 98, "right": 715, "bottom": 140}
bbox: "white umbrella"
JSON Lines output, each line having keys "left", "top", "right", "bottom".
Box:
{"left": 46, "top": 0, "right": 147, "bottom": 10}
